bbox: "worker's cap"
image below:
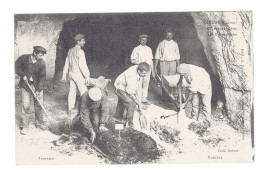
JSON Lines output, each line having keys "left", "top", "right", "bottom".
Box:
{"left": 177, "top": 63, "right": 190, "bottom": 76}
{"left": 89, "top": 87, "right": 102, "bottom": 102}
{"left": 74, "top": 34, "right": 85, "bottom": 41}
{"left": 139, "top": 34, "right": 148, "bottom": 39}
{"left": 33, "top": 46, "right": 47, "bottom": 54}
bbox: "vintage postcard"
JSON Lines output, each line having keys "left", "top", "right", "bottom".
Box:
{"left": 14, "top": 11, "right": 254, "bottom": 164}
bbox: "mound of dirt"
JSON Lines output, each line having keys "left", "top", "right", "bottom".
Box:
{"left": 188, "top": 122, "right": 211, "bottom": 137}
{"left": 150, "top": 119, "right": 181, "bottom": 146}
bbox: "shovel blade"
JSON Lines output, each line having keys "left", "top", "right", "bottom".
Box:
{"left": 139, "top": 114, "right": 147, "bottom": 130}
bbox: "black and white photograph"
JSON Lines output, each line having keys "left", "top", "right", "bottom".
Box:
{"left": 14, "top": 11, "right": 254, "bottom": 165}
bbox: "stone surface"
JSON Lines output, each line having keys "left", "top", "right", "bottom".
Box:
{"left": 15, "top": 15, "right": 68, "bottom": 79}
{"left": 191, "top": 12, "right": 253, "bottom": 132}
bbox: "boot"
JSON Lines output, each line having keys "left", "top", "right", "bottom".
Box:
{"left": 20, "top": 127, "right": 29, "bottom": 135}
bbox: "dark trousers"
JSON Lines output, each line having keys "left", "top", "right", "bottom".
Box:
{"left": 114, "top": 89, "right": 136, "bottom": 126}
{"left": 21, "top": 87, "right": 44, "bottom": 128}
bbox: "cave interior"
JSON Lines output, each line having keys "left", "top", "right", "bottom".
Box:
{"left": 54, "top": 12, "right": 225, "bottom": 106}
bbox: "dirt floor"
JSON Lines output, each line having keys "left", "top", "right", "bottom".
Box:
{"left": 15, "top": 61, "right": 254, "bottom": 165}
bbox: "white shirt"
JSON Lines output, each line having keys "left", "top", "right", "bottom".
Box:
{"left": 62, "top": 45, "right": 90, "bottom": 78}
{"left": 130, "top": 45, "right": 153, "bottom": 66}
{"left": 155, "top": 40, "right": 180, "bottom": 61}
{"left": 114, "top": 65, "right": 142, "bottom": 95}
{"left": 187, "top": 64, "right": 212, "bottom": 95}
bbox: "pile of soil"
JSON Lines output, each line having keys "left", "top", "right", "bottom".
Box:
{"left": 188, "top": 122, "right": 211, "bottom": 137}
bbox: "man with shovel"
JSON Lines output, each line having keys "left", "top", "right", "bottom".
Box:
{"left": 177, "top": 63, "right": 212, "bottom": 128}
{"left": 114, "top": 62, "right": 150, "bottom": 128}
{"left": 15, "top": 46, "right": 48, "bottom": 135}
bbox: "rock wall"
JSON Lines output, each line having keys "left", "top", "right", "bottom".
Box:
{"left": 14, "top": 15, "right": 70, "bottom": 79}
{"left": 191, "top": 12, "right": 253, "bottom": 132}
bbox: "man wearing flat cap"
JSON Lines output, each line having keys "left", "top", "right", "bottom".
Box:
{"left": 130, "top": 34, "right": 154, "bottom": 105}
{"left": 154, "top": 30, "right": 180, "bottom": 98}
{"left": 77, "top": 87, "right": 109, "bottom": 143}
{"left": 177, "top": 63, "right": 212, "bottom": 127}
{"left": 61, "top": 34, "right": 90, "bottom": 115}
{"left": 15, "top": 46, "right": 48, "bottom": 135}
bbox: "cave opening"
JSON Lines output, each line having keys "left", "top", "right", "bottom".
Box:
{"left": 54, "top": 12, "right": 225, "bottom": 107}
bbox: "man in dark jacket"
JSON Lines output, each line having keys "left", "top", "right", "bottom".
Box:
{"left": 79, "top": 87, "right": 109, "bottom": 143}
{"left": 15, "top": 46, "right": 47, "bottom": 135}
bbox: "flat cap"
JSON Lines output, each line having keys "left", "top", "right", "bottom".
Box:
{"left": 74, "top": 34, "right": 85, "bottom": 41}
{"left": 88, "top": 87, "right": 102, "bottom": 102}
{"left": 177, "top": 63, "right": 190, "bottom": 76}
{"left": 139, "top": 34, "right": 148, "bottom": 39}
{"left": 33, "top": 46, "right": 47, "bottom": 54}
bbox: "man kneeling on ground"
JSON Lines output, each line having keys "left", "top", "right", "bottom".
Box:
{"left": 79, "top": 87, "right": 109, "bottom": 143}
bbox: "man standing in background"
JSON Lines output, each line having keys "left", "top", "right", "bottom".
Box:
{"left": 130, "top": 34, "right": 154, "bottom": 105}
{"left": 61, "top": 34, "right": 90, "bottom": 115}
{"left": 154, "top": 30, "right": 180, "bottom": 99}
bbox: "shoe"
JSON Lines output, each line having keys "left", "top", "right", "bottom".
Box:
{"left": 142, "top": 100, "right": 151, "bottom": 105}
{"left": 20, "top": 127, "right": 29, "bottom": 135}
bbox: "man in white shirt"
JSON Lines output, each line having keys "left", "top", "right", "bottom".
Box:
{"left": 130, "top": 34, "right": 154, "bottom": 105}
{"left": 177, "top": 63, "right": 212, "bottom": 127}
{"left": 154, "top": 30, "right": 180, "bottom": 76}
{"left": 154, "top": 30, "right": 180, "bottom": 98}
{"left": 114, "top": 62, "right": 150, "bottom": 128}
{"left": 61, "top": 34, "right": 90, "bottom": 114}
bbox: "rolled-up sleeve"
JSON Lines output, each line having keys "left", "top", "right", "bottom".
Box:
{"left": 175, "top": 43, "right": 180, "bottom": 60}
{"left": 130, "top": 47, "right": 139, "bottom": 64}
{"left": 62, "top": 56, "right": 69, "bottom": 76}
{"left": 125, "top": 72, "right": 139, "bottom": 95}
{"left": 155, "top": 42, "right": 163, "bottom": 60}
{"left": 78, "top": 50, "right": 90, "bottom": 79}
{"left": 189, "top": 80, "right": 199, "bottom": 94}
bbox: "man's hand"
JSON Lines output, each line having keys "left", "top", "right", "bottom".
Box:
{"left": 35, "top": 91, "right": 41, "bottom": 98}
{"left": 60, "top": 75, "right": 67, "bottom": 82}
{"left": 181, "top": 103, "right": 186, "bottom": 110}
{"left": 85, "top": 77, "right": 90, "bottom": 85}
{"left": 23, "top": 76, "right": 28, "bottom": 83}
{"left": 99, "top": 125, "right": 108, "bottom": 132}
{"left": 90, "top": 129, "right": 96, "bottom": 143}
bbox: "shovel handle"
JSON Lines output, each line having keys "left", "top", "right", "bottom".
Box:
{"left": 25, "top": 81, "right": 47, "bottom": 113}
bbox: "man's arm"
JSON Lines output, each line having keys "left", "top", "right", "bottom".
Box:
{"left": 130, "top": 48, "right": 139, "bottom": 65}
{"left": 154, "top": 43, "right": 162, "bottom": 76}
{"left": 36, "top": 62, "right": 46, "bottom": 92}
{"left": 15, "top": 56, "right": 26, "bottom": 77}
{"left": 181, "top": 90, "right": 194, "bottom": 109}
{"left": 80, "top": 93, "right": 94, "bottom": 132}
{"left": 61, "top": 56, "right": 69, "bottom": 81}
{"left": 175, "top": 43, "right": 180, "bottom": 66}
{"left": 78, "top": 50, "right": 90, "bottom": 80}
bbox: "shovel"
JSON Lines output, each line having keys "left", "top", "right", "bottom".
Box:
{"left": 24, "top": 81, "right": 57, "bottom": 129}
{"left": 138, "top": 109, "right": 147, "bottom": 130}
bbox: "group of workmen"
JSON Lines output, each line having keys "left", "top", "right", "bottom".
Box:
{"left": 15, "top": 30, "right": 212, "bottom": 142}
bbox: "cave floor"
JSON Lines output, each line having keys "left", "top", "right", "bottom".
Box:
{"left": 15, "top": 72, "right": 253, "bottom": 164}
